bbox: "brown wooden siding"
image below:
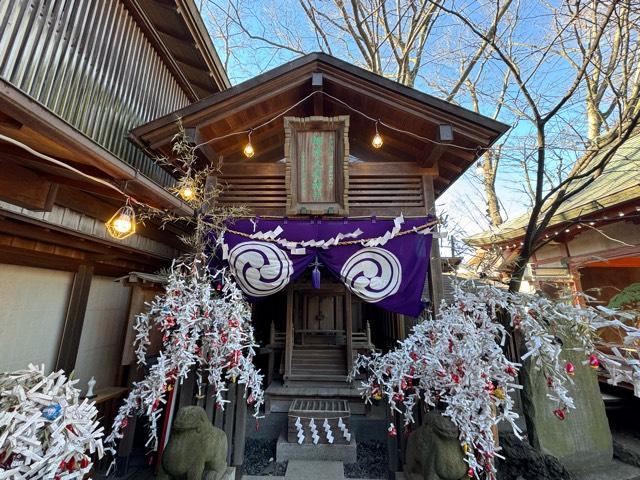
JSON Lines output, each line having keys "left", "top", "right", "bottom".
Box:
{"left": 217, "top": 162, "right": 429, "bottom": 216}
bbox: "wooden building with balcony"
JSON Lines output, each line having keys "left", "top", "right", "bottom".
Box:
{"left": 0, "top": 0, "right": 227, "bottom": 435}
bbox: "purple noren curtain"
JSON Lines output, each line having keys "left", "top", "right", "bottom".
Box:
{"left": 210, "top": 216, "right": 435, "bottom": 317}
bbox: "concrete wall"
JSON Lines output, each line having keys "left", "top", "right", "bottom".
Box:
{"left": 74, "top": 276, "right": 131, "bottom": 392}
{"left": 0, "top": 264, "right": 73, "bottom": 372}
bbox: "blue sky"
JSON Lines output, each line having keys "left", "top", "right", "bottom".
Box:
{"left": 198, "top": 1, "right": 606, "bottom": 241}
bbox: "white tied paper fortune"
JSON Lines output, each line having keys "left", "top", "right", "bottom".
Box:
{"left": 0, "top": 364, "right": 104, "bottom": 478}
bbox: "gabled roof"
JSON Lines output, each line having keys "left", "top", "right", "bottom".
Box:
{"left": 130, "top": 52, "right": 509, "bottom": 197}
{"left": 465, "top": 135, "right": 640, "bottom": 246}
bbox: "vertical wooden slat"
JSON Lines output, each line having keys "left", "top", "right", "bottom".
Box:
{"left": 204, "top": 384, "right": 215, "bottom": 422}
{"left": 422, "top": 175, "right": 444, "bottom": 310}
{"left": 232, "top": 384, "right": 247, "bottom": 466}
{"left": 387, "top": 408, "right": 399, "bottom": 475}
{"left": 267, "top": 322, "right": 275, "bottom": 386}
{"left": 284, "top": 286, "right": 294, "bottom": 380}
{"left": 345, "top": 290, "right": 353, "bottom": 373}
{"left": 177, "top": 370, "right": 196, "bottom": 410}
{"left": 224, "top": 384, "right": 237, "bottom": 465}
{"left": 55, "top": 264, "right": 94, "bottom": 372}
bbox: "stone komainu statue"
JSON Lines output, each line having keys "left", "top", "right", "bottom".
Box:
{"left": 405, "top": 411, "right": 468, "bottom": 480}
{"left": 159, "top": 406, "right": 228, "bottom": 480}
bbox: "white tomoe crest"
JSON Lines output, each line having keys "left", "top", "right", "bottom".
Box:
{"left": 340, "top": 247, "right": 402, "bottom": 302}
{"left": 228, "top": 241, "right": 293, "bottom": 297}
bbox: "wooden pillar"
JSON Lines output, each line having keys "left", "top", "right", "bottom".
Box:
{"left": 284, "top": 286, "right": 294, "bottom": 381}
{"left": 55, "top": 264, "right": 94, "bottom": 373}
{"left": 267, "top": 322, "right": 275, "bottom": 386}
{"left": 345, "top": 290, "right": 353, "bottom": 373}
{"left": 422, "top": 175, "right": 444, "bottom": 310}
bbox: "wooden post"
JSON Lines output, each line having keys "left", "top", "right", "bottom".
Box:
{"left": 267, "top": 321, "right": 275, "bottom": 385}
{"left": 55, "top": 264, "right": 94, "bottom": 373}
{"left": 224, "top": 384, "right": 237, "bottom": 465}
{"left": 387, "top": 408, "right": 399, "bottom": 475}
{"left": 345, "top": 290, "right": 353, "bottom": 373}
{"left": 232, "top": 384, "right": 247, "bottom": 466}
{"left": 284, "top": 286, "right": 294, "bottom": 381}
{"left": 422, "top": 175, "right": 444, "bottom": 310}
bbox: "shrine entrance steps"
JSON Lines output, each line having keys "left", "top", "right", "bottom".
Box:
{"left": 267, "top": 345, "right": 366, "bottom": 414}
{"left": 288, "top": 345, "right": 348, "bottom": 385}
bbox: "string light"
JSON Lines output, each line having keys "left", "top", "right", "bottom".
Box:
{"left": 106, "top": 199, "right": 136, "bottom": 239}
{"left": 178, "top": 178, "right": 197, "bottom": 202}
{"left": 475, "top": 161, "right": 484, "bottom": 176}
{"left": 243, "top": 129, "right": 255, "bottom": 158}
{"left": 372, "top": 120, "right": 383, "bottom": 149}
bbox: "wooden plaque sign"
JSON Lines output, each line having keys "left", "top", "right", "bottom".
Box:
{"left": 284, "top": 116, "right": 349, "bottom": 215}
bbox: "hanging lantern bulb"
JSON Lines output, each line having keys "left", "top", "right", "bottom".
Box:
{"left": 178, "top": 178, "right": 196, "bottom": 202}
{"left": 372, "top": 120, "right": 383, "bottom": 149}
{"left": 475, "top": 161, "right": 484, "bottom": 176}
{"left": 106, "top": 199, "right": 136, "bottom": 239}
{"left": 243, "top": 129, "right": 255, "bottom": 158}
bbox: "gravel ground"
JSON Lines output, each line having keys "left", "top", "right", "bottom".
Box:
{"left": 243, "top": 438, "right": 288, "bottom": 476}
{"left": 344, "top": 440, "right": 388, "bottom": 479}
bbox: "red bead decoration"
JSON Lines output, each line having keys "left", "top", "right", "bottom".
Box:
{"left": 553, "top": 408, "right": 566, "bottom": 421}
{"left": 589, "top": 354, "right": 600, "bottom": 369}
{"left": 564, "top": 362, "right": 575, "bottom": 376}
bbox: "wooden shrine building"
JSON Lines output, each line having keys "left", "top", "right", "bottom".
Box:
{"left": 131, "top": 53, "right": 509, "bottom": 413}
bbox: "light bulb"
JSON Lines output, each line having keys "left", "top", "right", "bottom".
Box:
{"left": 106, "top": 203, "right": 136, "bottom": 239}
{"left": 475, "top": 162, "right": 484, "bottom": 175}
{"left": 243, "top": 142, "right": 255, "bottom": 158}
{"left": 372, "top": 132, "right": 383, "bottom": 149}
{"left": 179, "top": 184, "right": 196, "bottom": 201}
{"left": 113, "top": 215, "right": 132, "bottom": 234}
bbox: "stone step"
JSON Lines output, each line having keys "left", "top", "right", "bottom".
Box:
{"left": 287, "top": 374, "right": 349, "bottom": 383}
{"left": 571, "top": 460, "right": 640, "bottom": 480}
{"left": 284, "top": 460, "right": 344, "bottom": 480}
{"left": 277, "top": 433, "right": 357, "bottom": 463}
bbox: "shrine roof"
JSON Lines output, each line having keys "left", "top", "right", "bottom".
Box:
{"left": 130, "top": 52, "right": 509, "bottom": 197}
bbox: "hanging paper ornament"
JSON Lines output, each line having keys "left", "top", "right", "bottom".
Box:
{"left": 0, "top": 365, "right": 104, "bottom": 478}
{"left": 107, "top": 258, "right": 265, "bottom": 458}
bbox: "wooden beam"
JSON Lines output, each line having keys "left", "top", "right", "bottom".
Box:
{"left": 55, "top": 264, "right": 94, "bottom": 373}
{"left": 345, "top": 290, "right": 353, "bottom": 373}
{"left": 185, "top": 126, "right": 220, "bottom": 166}
{"left": 312, "top": 72, "right": 324, "bottom": 116}
{"left": 422, "top": 176, "right": 444, "bottom": 311}
{"left": 0, "top": 159, "right": 58, "bottom": 211}
{"left": 418, "top": 144, "right": 444, "bottom": 168}
{"left": 284, "top": 285, "right": 294, "bottom": 381}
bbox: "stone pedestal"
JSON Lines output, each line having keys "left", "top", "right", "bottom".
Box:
{"left": 276, "top": 432, "right": 357, "bottom": 463}
{"left": 205, "top": 466, "right": 235, "bottom": 480}
{"left": 521, "top": 348, "right": 612, "bottom": 471}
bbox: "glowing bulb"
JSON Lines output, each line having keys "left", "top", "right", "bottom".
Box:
{"left": 106, "top": 203, "right": 136, "bottom": 239}
{"left": 179, "top": 184, "right": 196, "bottom": 201}
{"left": 243, "top": 142, "right": 255, "bottom": 158}
{"left": 113, "top": 214, "right": 132, "bottom": 234}
{"left": 372, "top": 132, "right": 383, "bottom": 149}
{"left": 475, "top": 162, "right": 484, "bottom": 176}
